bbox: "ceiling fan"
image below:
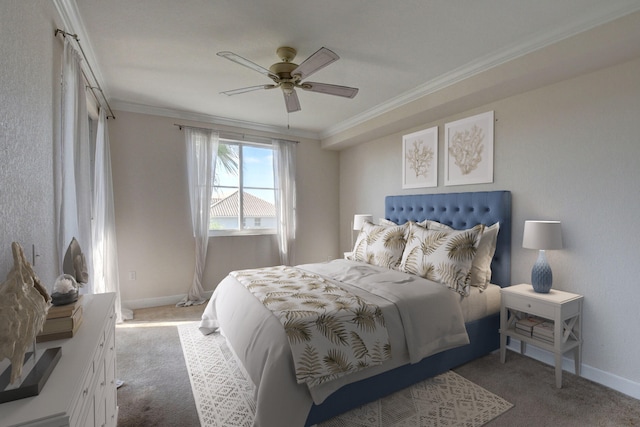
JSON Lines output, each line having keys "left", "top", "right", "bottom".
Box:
{"left": 217, "top": 46, "right": 359, "bottom": 113}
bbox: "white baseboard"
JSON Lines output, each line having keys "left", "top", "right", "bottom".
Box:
{"left": 123, "top": 291, "right": 214, "bottom": 311}
{"left": 506, "top": 338, "right": 640, "bottom": 400}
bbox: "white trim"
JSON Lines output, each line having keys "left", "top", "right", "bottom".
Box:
{"left": 112, "top": 101, "right": 319, "bottom": 141}
{"left": 55, "top": 0, "right": 640, "bottom": 141}
{"left": 319, "top": 1, "right": 640, "bottom": 140}
{"left": 53, "top": 0, "right": 108, "bottom": 93}
{"left": 506, "top": 338, "right": 640, "bottom": 400}
{"left": 210, "top": 229, "right": 276, "bottom": 237}
{"left": 122, "top": 290, "right": 214, "bottom": 311}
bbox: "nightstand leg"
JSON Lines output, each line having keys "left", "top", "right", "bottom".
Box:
{"left": 574, "top": 346, "right": 581, "bottom": 376}
{"left": 555, "top": 352, "right": 563, "bottom": 388}
{"left": 500, "top": 305, "right": 508, "bottom": 363}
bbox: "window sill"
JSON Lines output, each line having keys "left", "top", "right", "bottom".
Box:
{"left": 209, "top": 229, "right": 276, "bottom": 237}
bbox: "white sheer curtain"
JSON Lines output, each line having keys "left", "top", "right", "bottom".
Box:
{"left": 272, "top": 139, "right": 297, "bottom": 266}
{"left": 93, "top": 109, "right": 132, "bottom": 322}
{"left": 56, "top": 38, "right": 93, "bottom": 293}
{"left": 178, "top": 127, "right": 219, "bottom": 306}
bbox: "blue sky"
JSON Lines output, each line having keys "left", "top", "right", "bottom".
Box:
{"left": 215, "top": 144, "right": 275, "bottom": 204}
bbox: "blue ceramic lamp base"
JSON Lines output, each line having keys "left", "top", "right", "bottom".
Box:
{"left": 531, "top": 250, "right": 553, "bottom": 293}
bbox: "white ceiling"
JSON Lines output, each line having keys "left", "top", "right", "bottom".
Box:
{"left": 66, "top": 0, "right": 640, "bottom": 139}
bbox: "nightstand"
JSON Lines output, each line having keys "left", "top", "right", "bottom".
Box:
{"left": 500, "top": 284, "right": 583, "bottom": 388}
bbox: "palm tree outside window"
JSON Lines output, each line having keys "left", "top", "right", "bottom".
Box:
{"left": 210, "top": 139, "right": 277, "bottom": 235}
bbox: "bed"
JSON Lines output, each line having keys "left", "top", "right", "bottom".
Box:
{"left": 200, "top": 190, "right": 511, "bottom": 426}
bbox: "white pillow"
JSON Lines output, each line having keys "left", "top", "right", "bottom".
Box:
{"left": 399, "top": 222, "right": 483, "bottom": 296}
{"left": 471, "top": 222, "right": 500, "bottom": 290}
{"left": 425, "top": 220, "right": 500, "bottom": 291}
{"left": 353, "top": 221, "right": 407, "bottom": 269}
{"left": 378, "top": 218, "right": 398, "bottom": 226}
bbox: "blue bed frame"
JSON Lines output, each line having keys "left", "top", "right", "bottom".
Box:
{"left": 305, "top": 190, "right": 512, "bottom": 426}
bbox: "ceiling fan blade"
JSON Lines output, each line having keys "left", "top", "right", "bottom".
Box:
{"left": 217, "top": 51, "right": 279, "bottom": 80}
{"left": 301, "top": 82, "right": 359, "bottom": 98}
{"left": 291, "top": 47, "right": 339, "bottom": 80}
{"left": 283, "top": 90, "right": 301, "bottom": 113}
{"left": 220, "top": 84, "right": 277, "bottom": 96}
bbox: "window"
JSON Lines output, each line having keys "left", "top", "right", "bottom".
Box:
{"left": 210, "top": 138, "right": 276, "bottom": 235}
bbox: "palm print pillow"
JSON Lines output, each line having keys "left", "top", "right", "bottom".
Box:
{"left": 424, "top": 220, "right": 500, "bottom": 291}
{"left": 352, "top": 221, "right": 407, "bottom": 269}
{"left": 399, "top": 222, "right": 483, "bottom": 296}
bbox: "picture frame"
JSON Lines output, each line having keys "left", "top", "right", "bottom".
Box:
{"left": 444, "top": 111, "right": 494, "bottom": 186}
{"left": 402, "top": 126, "right": 438, "bottom": 189}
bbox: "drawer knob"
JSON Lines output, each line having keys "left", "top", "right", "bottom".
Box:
{"left": 83, "top": 388, "right": 89, "bottom": 396}
{"left": 527, "top": 303, "right": 531, "bottom": 308}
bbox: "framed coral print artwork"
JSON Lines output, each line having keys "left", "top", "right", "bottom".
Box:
{"left": 402, "top": 126, "right": 438, "bottom": 189}
{"left": 444, "top": 111, "right": 494, "bottom": 186}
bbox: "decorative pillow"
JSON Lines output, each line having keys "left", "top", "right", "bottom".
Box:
{"left": 426, "top": 220, "right": 500, "bottom": 290}
{"left": 471, "top": 222, "right": 500, "bottom": 290}
{"left": 378, "top": 218, "right": 398, "bottom": 226}
{"left": 399, "top": 222, "right": 483, "bottom": 296}
{"left": 352, "top": 221, "right": 407, "bottom": 269}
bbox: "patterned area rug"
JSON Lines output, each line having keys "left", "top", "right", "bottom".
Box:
{"left": 178, "top": 323, "right": 513, "bottom": 427}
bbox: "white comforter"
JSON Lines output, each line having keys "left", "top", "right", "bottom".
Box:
{"left": 199, "top": 259, "right": 469, "bottom": 427}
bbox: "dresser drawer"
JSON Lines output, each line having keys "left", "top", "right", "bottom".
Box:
{"left": 105, "top": 355, "right": 118, "bottom": 427}
{"left": 70, "top": 359, "right": 96, "bottom": 425}
{"left": 503, "top": 292, "right": 556, "bottom": 318}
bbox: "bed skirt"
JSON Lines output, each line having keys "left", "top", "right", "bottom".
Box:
{"left": 305, "top": 312, "right": 500, "bottom": 426}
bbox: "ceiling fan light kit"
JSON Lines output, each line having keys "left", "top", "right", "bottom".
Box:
{"left": 218, "top": 46, "right": 359, "bottom": 113}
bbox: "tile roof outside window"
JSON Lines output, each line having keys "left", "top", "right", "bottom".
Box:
{"left": 211, "top": 191, "right": 275, "bottom": 218}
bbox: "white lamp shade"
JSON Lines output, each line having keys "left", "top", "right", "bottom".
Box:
{"left": 522, "top": 220, "right": 563, "bottom": 250}
{"left": 353, "top": 214, "right": 373, "bottom": 231}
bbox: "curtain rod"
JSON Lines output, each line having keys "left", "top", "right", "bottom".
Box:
{"left": 174, "top": 124, "right": 298, "bottom": 144}
{"left": 55, "top": 29, "right": 116, "bottom": 120}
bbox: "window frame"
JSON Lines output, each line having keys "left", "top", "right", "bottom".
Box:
{"left": 209, "top": 137, "right": 276, "bottom": 237}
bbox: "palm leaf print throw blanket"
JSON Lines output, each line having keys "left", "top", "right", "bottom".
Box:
{"left": 230, "top": 266, "right": 391, "bottom": 388}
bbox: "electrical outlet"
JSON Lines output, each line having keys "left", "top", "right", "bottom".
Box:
{"left": 128, "top": 271, "right": 137, "bottom": 280}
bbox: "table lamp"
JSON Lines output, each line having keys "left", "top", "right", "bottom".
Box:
{"left": 351, "top": 214, "right": 372, "bottom": 249}
{"left": 522, "top": 220, "right": 563, "bottom": 293}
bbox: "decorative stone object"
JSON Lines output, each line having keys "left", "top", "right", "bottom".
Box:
{"left": 0, "top": 242, "right": 51, "bottom": 384}
{"left": 62, "top": 237, "right": 88, "bottom": 286}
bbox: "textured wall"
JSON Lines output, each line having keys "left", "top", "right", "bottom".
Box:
{"left": 339, "top": 57, "right": 640, "bottom": 391}
{"left": 0, "top": 1, "right": 61, "bottom": 289}
{"left": 108, "top": 111, "right": 340, "bottom": 305}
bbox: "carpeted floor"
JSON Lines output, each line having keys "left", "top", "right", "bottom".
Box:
{"left": 116, "top": 304, "right": 204, "bottom": 427}
{"left": 178, "top": 322, "right": 513, "bottom": 426}
{"left": 117, "top": 303, "right": 640, "bottom": 426}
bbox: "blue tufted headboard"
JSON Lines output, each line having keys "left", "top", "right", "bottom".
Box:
{"left": 385, "top": 191, "right": 512, "bottom": 288}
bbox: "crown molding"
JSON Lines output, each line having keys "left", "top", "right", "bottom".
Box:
{"left": 53, "top": 0, "right": 640, "bottom": 142}
{"left": 111, "top": 101, "right": 320, "bottom": 141}
{"left": 320, "top": 2, "right": 640, "bottom": 140}
{"left": 53, "top": 0, "right": 108, "bottom": 93}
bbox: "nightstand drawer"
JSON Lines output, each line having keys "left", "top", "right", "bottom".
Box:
{"left": 503, "top": 293, "right": 555, "bottom": 318}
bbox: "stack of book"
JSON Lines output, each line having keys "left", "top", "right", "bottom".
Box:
{"left": 514, "top": 316, "right": 544, "bottom": 337}
{"left": 37, "top": 296, "right": 84, "bottom": 342}
{"left": 533, "top": 321, "right": 555, "bottom": 344}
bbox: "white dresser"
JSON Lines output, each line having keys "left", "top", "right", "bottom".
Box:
{"left": 0, "top": 293, "right": 118, "bottom": 427}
